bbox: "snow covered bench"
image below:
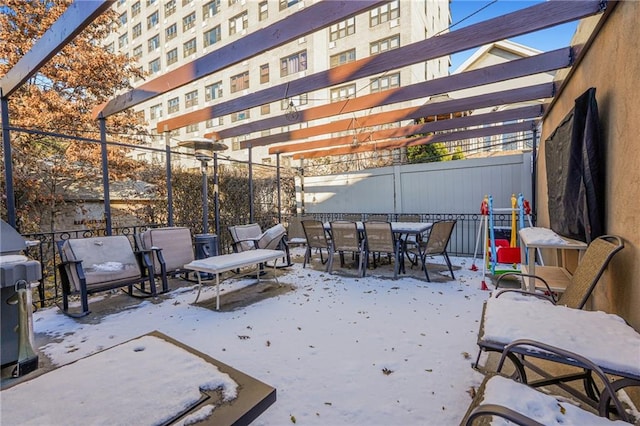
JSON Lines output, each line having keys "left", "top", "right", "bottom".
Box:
{"left": 184, "top": 249, "right": 286, "bottom": 310}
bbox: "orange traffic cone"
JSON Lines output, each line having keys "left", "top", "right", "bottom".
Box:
{"left": 481, "top": 280, "right": 489, "bottom": 291}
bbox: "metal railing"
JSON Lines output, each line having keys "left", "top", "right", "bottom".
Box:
{"left": 21, "top": 212, "right": 520, "bottom": 309}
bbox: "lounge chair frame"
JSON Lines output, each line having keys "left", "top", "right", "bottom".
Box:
{"left": 465, "top": 339, "right": 630, "bottom": 424}
{"left": 496, "top": 235, "right": 624, "bottom": 308}
{"left": 474, "top": 291, "right": 640, "bottom": 420}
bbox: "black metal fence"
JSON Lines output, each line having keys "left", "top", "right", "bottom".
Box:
{"left": 22, "top": 212, "right": 520, "bottom": 309}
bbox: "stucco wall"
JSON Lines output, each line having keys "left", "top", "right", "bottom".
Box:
{"left": 539, "top": 2, "right": 640, "bottom": 330}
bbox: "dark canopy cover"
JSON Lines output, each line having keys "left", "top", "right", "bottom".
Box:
{"left": 545, "top": 87, "right": 604, "bottom": 243}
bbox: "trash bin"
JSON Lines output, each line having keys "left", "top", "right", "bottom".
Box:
{"left": 194, "top": 233, "right": 218, "bottom": 260}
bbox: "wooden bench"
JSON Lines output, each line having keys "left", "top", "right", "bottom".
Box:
{"left": 183, "top": 249, "right": 286, "bottom": 310}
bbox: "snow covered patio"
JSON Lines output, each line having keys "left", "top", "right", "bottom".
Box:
{"left": 2, "top": 248, "right": 489, "bottom": 424}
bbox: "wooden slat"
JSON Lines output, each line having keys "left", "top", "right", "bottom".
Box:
{"left": 174, "top": 0, "right": 607, "bottom": 135}
{"left": 212, "top": 47, "right": 571, "bottom": 142}
{"left": 94, "top": 0, "right": 386, "bottom": 118}
{"left": 269, "top": 105, "right": 544, "bottom": 154}
{"left": 0, "top": 0, "right": 114, "bottom": 97}
{"left": 243, "top": 82, "right": 555, "bottom": 149}
{"left": 292, "top": 121, "right": 537, "bottom": 159}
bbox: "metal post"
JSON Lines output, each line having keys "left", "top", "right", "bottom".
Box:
{"left": 531, "top": 126, "right": 538, "bottom": 225}
{"left": 98, "top": 113, "right": 112, "bottom": 235}
{"left": 1, "top": 92, "right": 17, "bottom": 227}
{"left": 165, "top": 130, "right": 173, "bottom": 227}
{"left": 213, "top": 152, "right": 220, "bottom": 246}
{"left": 248, "top": 144, "right": 254, "bottom": 223}
{"left": 201, "top": 160, "right": 209, "bottom": 234}
{"left": 276, "top": 153, "right": 282, "bottom": 223}
{"left": 299, "top": 157, "right": 305, "bottom": 216}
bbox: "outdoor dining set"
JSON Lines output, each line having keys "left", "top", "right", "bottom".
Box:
{"left": 299, "top": 217, "right": 456, "bottom": 281}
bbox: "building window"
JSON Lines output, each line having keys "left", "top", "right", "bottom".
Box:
{"left": 370, "top": 0, "right": 399, "bottom": 26}
{"left": 281, "top": 94, "right": 307, "bottom": 109}
{"left": 166, "top": 48, "right": 178, "bottom": 65}
{"left": 205, "top": 81, "right": 223, "bottom": 101}
{"left": 205, "top": 119, "right": 215, "bottom": 128}
{"left": 132, "top": 44, "right": 143, "bottom": 59}
{"left": 260, "top": 64, "right": 269, "bottom": 84}
{"left": 118, "top": 33, "right": 128, "bottom": 48}
{"left": 229, "top": 11, "right": 248, "bottom": 35}
{"left": 280, "top": 50, "right": 307, "bottom": 77}
{"left": 183, "top": 38, "right": 197, "bottom": 57}
{"left": 330, "top": 84, "right": 356, "bottom": 102}
{"left": 166, "top": 23, "right": 177, "bottom": 41}
{"left": 132, "top": 23, "right": 142, "bottom": 39}
{"left": 231, "top": 110, "right": 250, "bottom": 122}
{"left": 182, "top": 12, "right": 196, "bottom": 31}
{"left": 203, "top": 26, "right": 221, "bottom": 48}
{"left": 370, "top": 34, "right": 400, "bottom": 55}
{"left": 262, "top": 157, "right": 272, "bottom": 165}
{"left": 118, "top": 12, "right": 127, "bottom": 26}
{"left": 183, "top": 0, "right": 193, "bottom": 5}
{"left": 105, "top": 42, "right": 114, "bottom": 53}
{"left": 370, "top": 72, "right": 400, "bottom": 93}
{"left": 146, "top": 0, "right": 157, "bottom": 6}
{"left": 185, "top": 90, "right": 198, "bottom": 108}
{"left": 231, "top": 138, "right": 240, "bottom": 151}
{"left": 186, "top": 123, "right": 199, "bottom": 133}
{"left": 230, "top": 71, "right": 249, "bottom": 93}
{"left": 329, "top": 17, "right": 355, "bottom": 42}
{"left": 164, "top": 0, "right": 176, "bottom": 16}
{"left": 148, "top": 58, "right": 161, "bottom": 75}
{"left": 261, "top": 104, "right": 270, "bottom": 115}
{"left": 132, "top": 1, "right": 141, "bottom": 17}
{"left": 149, "top": 103, "right": 163, "bottom": 120}
{"left": 203, "top": 0, "right": 221, "bottom": 18}
{"left": 279, "top": 0, "right": 300, "bottom": 10}
{"left": 330, "top": 48, "right": 356, "bottom": 68}
{"left": 148, "top": 34, "right": 160, "bottom": 52}
{"left": 259, "top": 1, "right": 268, "bottom": 20}
{"left": 168, "top": 97, "right": 179, "bottom": 114}
{"left": 147, "top": 11, "right": 159, "bottom": 29}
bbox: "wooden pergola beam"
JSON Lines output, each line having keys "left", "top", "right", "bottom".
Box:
{"left": 218, "top": 47, "right": 571, "bottom": 143}
{"left": 270, "top": 104, "right": 544, "bottom": 154}
{"left": 292, "top": 121, "right": 537, "bottom": 160}
{"left": 0, "top": 0, "right": 114, "bottom": 98}
{"left": 94, "top": 0, "right": 386, "bottom": 118}
{"left": 168, "top": 0, "right": 608, "bottom": 135}
{"left": 244, "top": 82, "right": 555, "bottom": 150}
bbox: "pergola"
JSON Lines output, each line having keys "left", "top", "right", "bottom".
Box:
{"left": 0, "top": 0, "right": 616, "bottom": 229}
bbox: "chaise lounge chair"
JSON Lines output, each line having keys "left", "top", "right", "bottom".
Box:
{"left": 464, "top": 339, "right": 631, "bottom": 424}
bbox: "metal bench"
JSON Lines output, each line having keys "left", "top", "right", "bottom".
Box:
{"left": 184, "top": 249, "right": 286, "bottom": 310}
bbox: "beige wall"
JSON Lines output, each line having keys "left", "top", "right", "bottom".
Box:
{"left": 538, "top": 2, "right": 640, "bottom": 330}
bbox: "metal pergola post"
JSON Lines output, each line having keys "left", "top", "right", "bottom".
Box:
{"left": 165, "top": 130, "right": 174, "bottom": 227}
{"left": 248, "top": 144, "right": 254, "bottom": 223}
{"left": 1, "top": 92, "right": 17, "bottom": 227}
{"left": 98, "top": 113, "right": 112, "bottom": 235}
{"left": 276, "top": 153, "right": 282, "bottom": 223}
{"left": 213, "top": 152, "right": 220, "bottom": 244}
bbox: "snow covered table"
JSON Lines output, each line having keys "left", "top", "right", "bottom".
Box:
{"left": 184, "top": 249, "right": 286, "bottom": 310}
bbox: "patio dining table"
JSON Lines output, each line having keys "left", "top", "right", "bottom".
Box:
{"left": 323, "top": 221, "right": 433, "bottom": 274}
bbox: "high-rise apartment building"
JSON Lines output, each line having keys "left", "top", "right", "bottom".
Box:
{"left": 105, "top": 0, "right": 451, "bottom": 167}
